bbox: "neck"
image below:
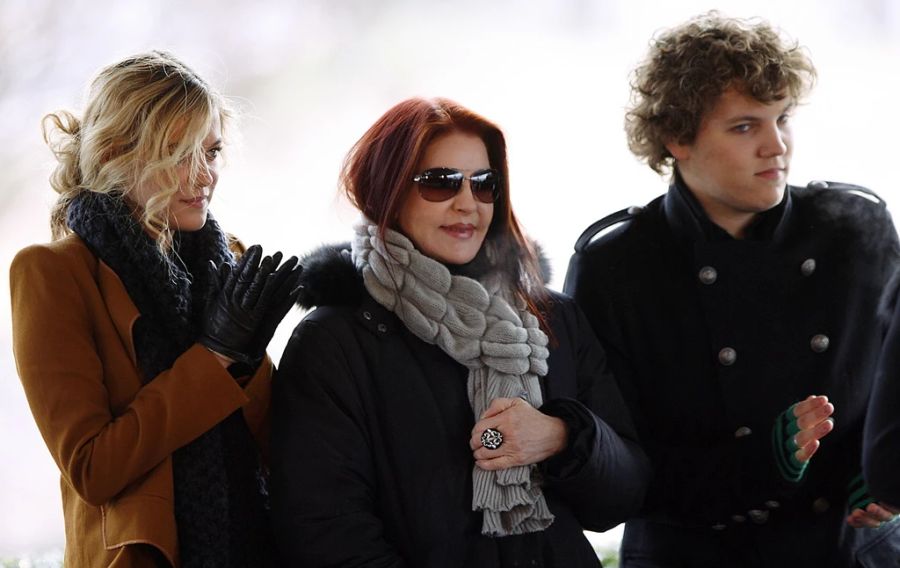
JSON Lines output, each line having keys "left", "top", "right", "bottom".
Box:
{"left": 675, "top": 173, "right": 756, "bottom": 239}
{"left": 701, "top": 205, "right": 756, "bottom": 239}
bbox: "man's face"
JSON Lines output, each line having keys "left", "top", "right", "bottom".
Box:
{"left": 667, "top": 88, "right": 794, "bottom": 238}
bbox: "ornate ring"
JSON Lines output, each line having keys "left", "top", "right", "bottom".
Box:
{"left": 481, "top": 428, "right": 503, "bottom": 450}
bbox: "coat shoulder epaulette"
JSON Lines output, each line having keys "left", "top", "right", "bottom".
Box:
{"left": 805, "top": 180, "right": 885, "bottom": 206}
{"left": 574, "top": 205, "right": 644, "bottom": 252}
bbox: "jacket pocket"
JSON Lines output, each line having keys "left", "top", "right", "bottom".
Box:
{"left": 101, "top": 462, "right": 177, "bottom": 567}
{"left": 853, "top": 520, "right": 900, "bottom": 567}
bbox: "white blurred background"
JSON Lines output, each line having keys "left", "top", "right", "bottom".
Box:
{"left": 2, "top": 0, "right": 899, "bottom": 562}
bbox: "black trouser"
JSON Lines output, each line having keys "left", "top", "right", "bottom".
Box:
{"left": 618, "top": 510, "right": 878, "bottom": 568}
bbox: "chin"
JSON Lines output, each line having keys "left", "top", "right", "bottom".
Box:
{"left": 172, "top": 213, "right": 208, "bottom": 232}
{"left": 430, "top": 247, "right": 480, "bottom": 266}
{"left": 766, "top": 189, "right": 787, "bottom": 209}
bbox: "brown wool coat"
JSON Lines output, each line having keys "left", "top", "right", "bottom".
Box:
{"left": 10, "top": 234, "right": 272, "bottom": 568}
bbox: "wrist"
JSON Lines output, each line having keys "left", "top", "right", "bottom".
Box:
{"left": 772, "top": 405, "right": 808, "bottom": 483}
{"left": 548, "top": 415, "right": 569, "bottom": 456}
{"left": 848, "top": 472, "right": 876, "bottom": 512}
{"left": 206, "top": 348, "right": 235, "bottom": 369}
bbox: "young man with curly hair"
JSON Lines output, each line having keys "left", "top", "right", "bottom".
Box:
{"left": 565, "top": 12, "right": 900, "bottom": 567}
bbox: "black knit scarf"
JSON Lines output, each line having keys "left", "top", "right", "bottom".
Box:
{"left": 67, "top": 192, "right": 271, "bottom": 567}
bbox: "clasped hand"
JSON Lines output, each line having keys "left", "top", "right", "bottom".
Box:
{"left": 200, "top": 244, "right": 302, "bottom": 366}
{"left": 468, "top": 397, "right": 568, "bottom": 471}
{"left": 791, "top": 394, "right": 834, "bottom": 462}
{"left": 790, "top": 396, "right": 898, "bottom": 529}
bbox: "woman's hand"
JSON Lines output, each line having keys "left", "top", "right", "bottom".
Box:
{"left": 791, "top": 395, "right": 835, "bottom": 462}
{"left": 200, "top": 245, "right": 302, "bottom": 366}
{"left": 469, "top": 397, "right": 568, "bottom": 471}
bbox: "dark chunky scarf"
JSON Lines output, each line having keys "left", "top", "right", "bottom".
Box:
{"left": 67, "top": 191, "right": 271, "bottom": 567}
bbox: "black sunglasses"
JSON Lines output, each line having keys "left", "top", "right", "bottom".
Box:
{"left": 412, "top": 167, "right": 502, "bottom": 203}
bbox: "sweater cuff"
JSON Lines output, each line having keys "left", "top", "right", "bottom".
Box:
{"left": 848, "top": 472, "right": 877, "bottom": 512}
{"left": 227, "top": 360, "right": 258, "bottom": 384}
{"left": 539, "top": 398, "right": 595, "bottom": 481}
{"left": 772, "top": 404, "right": 808, "bottom": 483}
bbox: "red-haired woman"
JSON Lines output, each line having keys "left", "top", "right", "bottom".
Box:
{"left": 270, "top": 98, "right": 650, "bottom": 567}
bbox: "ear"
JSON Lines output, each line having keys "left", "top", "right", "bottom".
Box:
{"left": 665, "top": 139, "right": 691, "bottom": 161}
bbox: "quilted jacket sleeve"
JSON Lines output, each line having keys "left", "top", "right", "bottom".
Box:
{"left": 271, "top": 315, "right": 406, "bottom": 567}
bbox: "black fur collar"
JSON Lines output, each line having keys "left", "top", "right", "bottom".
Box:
{"left": 296, "top": 241, "right": 552, "bottom": 310}
{"left": 295, "top": 244, "right": 363, "bottom": 310}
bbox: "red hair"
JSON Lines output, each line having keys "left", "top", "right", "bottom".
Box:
{"left": 341, "top": 97, "right": 551, "bottom": 329}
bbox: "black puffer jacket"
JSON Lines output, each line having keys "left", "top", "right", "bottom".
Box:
{"left": 271, "top": 244, "right": 650, "bottom": 567}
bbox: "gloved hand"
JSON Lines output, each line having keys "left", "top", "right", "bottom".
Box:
{"left": 199, "top": 244, "right": 303, "bottom": 366}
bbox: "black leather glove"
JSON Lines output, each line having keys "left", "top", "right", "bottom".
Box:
{"left": 199, "top": 244, "right": 303, "bottom": 366}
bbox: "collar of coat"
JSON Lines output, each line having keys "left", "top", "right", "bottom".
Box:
{"left": 295, "top": 240, "right": 552, "bottom": 311}
{"left": 663, "top": 169, "right": 795, "bottom": 246}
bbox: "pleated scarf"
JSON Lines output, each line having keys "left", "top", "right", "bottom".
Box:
{"left": 351, "top": 220, "right": 554, "bottom": 536}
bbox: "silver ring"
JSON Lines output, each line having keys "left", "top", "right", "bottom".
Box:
{"left": 481, "top": 428, "right": 503, "bottom": 450}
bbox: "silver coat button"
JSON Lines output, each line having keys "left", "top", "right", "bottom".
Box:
{"left": 764, "top": 500, "right": 781, "bottom": 509}
{"left": 748, "top": 509, "right": 769, "bottom": 524}
{"left": 363, "top": 311, "right": 372, "bottom": 320}
{"left": 808, "top": 180, "right": 829, "bottom": 189}
{"left": 731, "top": 514, "right": 746, "bottom": 523}
{"left": 810, "top": 334, "right": 830, "bottom": 353}
{"left": 377, "top": 323, "right": 388, "bottom": 333}
{"left": 734, "top": 426, "right": 753, "bottom": 438}
{"left": 811, "top": 497, "right": 830, "bottom": 514}
{"left": 698, "top": 266, "right": 718, "bottom": 285}
{"left": 627, "top": 205, "right": 644, "bottom": 215}
{"left": 718, "top": 347, "right": 737, "bottom": 366}
{"left": 800, "top": 258, "right": 816, "bottom": 276}
{"left": 711, "top": 523, "right": 727, "bottom": 531}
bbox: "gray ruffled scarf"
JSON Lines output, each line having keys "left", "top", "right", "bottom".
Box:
{"left": 351, "top": 220, "right": 554, "bottom": 536}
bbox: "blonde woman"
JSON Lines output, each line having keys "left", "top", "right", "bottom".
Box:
{"left": 10, "top": 51, "right": 300, "bottom": 567}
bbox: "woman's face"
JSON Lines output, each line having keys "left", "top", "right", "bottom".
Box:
{"left": 398, "top": 131, "right": 495, "bottom": 265}
{"left": 129, "top": 114, "right": 223, "bottom": 232}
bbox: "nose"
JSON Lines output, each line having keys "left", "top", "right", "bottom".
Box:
{"left": 759, "top": 122, "right": 788, "bottom": 158}
{"left": 452, "top": 179, "right": 478, "bottom": 212}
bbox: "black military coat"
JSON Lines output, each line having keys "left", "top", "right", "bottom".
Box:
{"left": 271, "top": 244, "right": 650, "bottom": 567}
{"left": 564, "top": 179, "right": 900, "bottom": 567}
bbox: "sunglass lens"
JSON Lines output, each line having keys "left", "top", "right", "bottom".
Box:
{"left": 416, "top": 168, "right": 463, "bottom": 202}
{"left": 470, "top": 169, "right": 500, "bottom": 203}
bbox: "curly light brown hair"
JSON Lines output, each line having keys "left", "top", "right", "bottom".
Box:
{"left": 625, "top": 12, "right": 816, "bottom": 174}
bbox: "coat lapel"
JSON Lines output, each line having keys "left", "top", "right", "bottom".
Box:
{"left": 96, "top": 259, "right": 140, "bottom": 368}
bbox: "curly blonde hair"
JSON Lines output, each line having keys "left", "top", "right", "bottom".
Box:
{"left": 625, "top": 12, "right": 816, "bottom": 174}
{"left": 43, "top": 50, "right": 232, "bottom": 250}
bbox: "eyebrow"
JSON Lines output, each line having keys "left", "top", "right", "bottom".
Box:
{"left": 725, "top": 115, "right": 763, "bottom": 125}
{"left": 206, "top": 139, "right": 223, "bottom": 148}
{"left": 724, "top": 102, "right": 796, "bottom": 125}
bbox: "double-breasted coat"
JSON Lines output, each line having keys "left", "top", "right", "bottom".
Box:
{"left": 564, "top": 179, "right": 900, "bottom": 567}
{"left": 270, "top": 245, "right": 650, "bottom": 567}
{"left": 10, "top": 235, "right": 272, "bottom": 567}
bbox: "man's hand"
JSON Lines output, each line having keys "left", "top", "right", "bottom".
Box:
{"left": 790, "top": 395, "right": 834, "bottom": 462}
{"left": 846, "top": 502, "right": 899, "bottom": 529}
